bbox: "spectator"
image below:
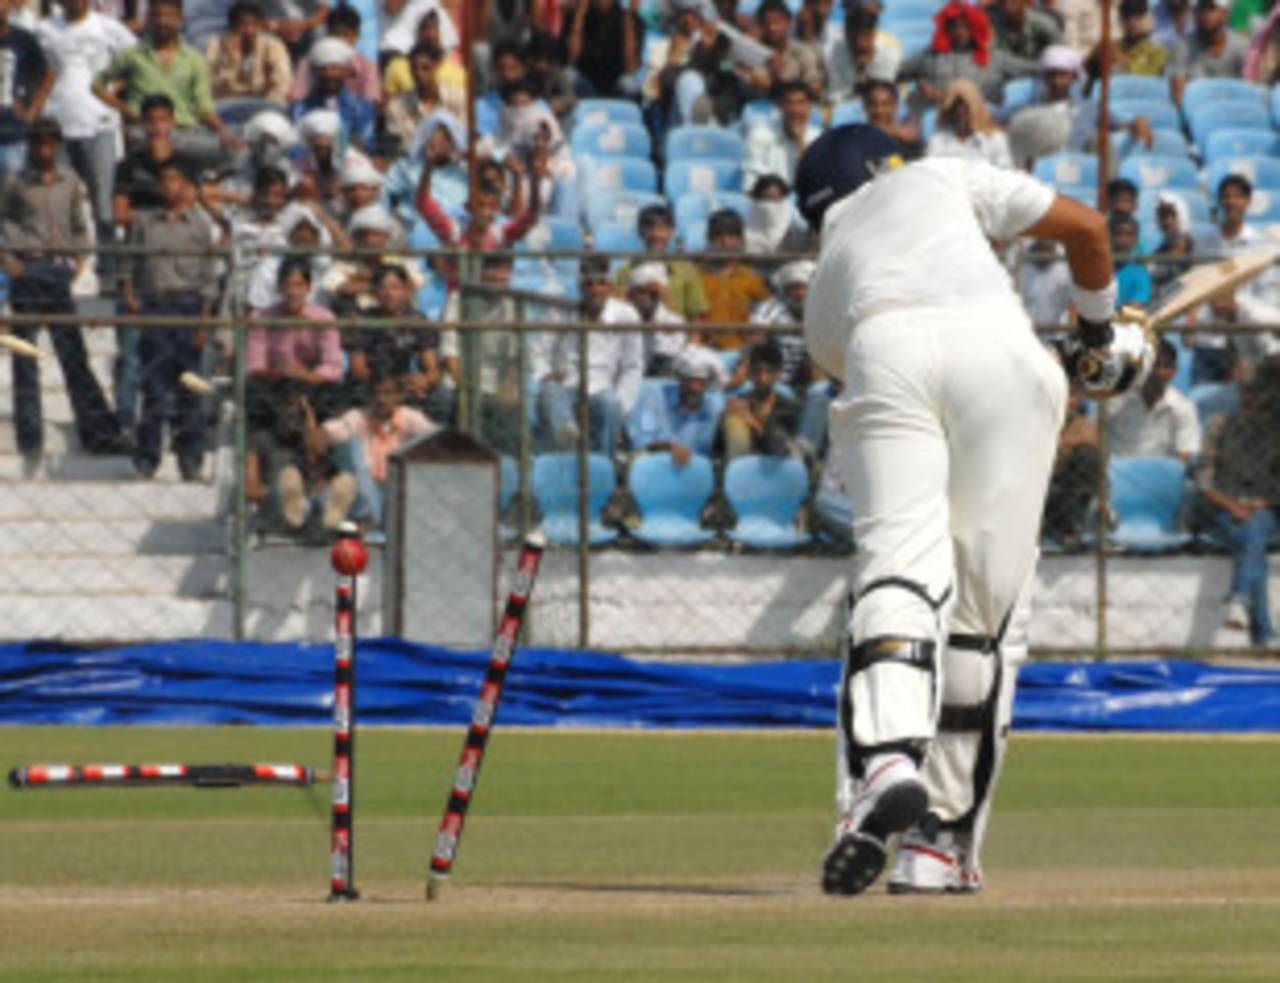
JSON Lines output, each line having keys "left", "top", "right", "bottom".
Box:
{"left": 1108, "top": 177, "right": 1139, "bottom": 219}
{"left": 503, "top": 101, "right": 578, "bottom": 220}
{"left": 1111, "top": 212, "right": 1153, "bottom": 307}
{"left": 440, "top": 252, "right": 522, "bottom": 453}
{"left": 383, "top": 9, "right": 467, "bottom": 118}
{"left": 215, "top": 109, "right": 299, "bottom": 205}
{"left": 1150, "top": 191, "right": 1195, "bottom": 290}
{"left": 323, "top": 204, "right": 423, "bottom": 314}
{"left": 204, "top": 1, "right": 293, "bottom": 104}
{"left": 1198, "top": 358, "right": 1280, "bottom": 645}
{"left": 626, "top": 344, "right": 726, "bottom": 465}
{"left": 92, "top": 0, "right": 242, "bottom": 166}
{"left": 246, "top": 256, "right": 344, "bottom": 533}
{"left": 926, "top": 78, "right": 1013, "bottom": 168}
{"left": 695, "top": 209, "right": 772, "bottom": 353}
{"left": 119, "top": 158, "right": 218, "bottom": 480}
{"left": 0, "top": 118, "right": 129, "bottom": 465}
{"left": 304, "top": 371, "right": 437, "bottom": 535}
{"left": 1245, "top": 2, "right": 1280, "bottom": 83}
{"left": 991, "top": 0, "right": 1062, "bottom": 62}
{"left": 0, "top": 0, "right": 53, "bottom": 183}
{"left": 537, "top": 257, "right": 643, "bottom": 453}
{"left": 744, "top": 79, "right": 822, "bottom": 188}
{"left": 294, "top": 107, "right": 346, "bottom": 206}
{"left": 347, "top": 262, "right": 446, "bottom": 421}
{"left": 565, "top": 0, "right": 643, "bottom": 98}
{"left": 288, "top": 5, "right": 380, "bottom": 106}
{"left": 1107, "top": 338, "right": 1201, "bottom": 461}
{"left": 1191, "top": 286, "right": 1280, "bottom": 381}
{"left": 613, "top": 203, "right": 710, "bottom": 322}
{"left": 1170, "top": 0, "right": 1250, "bottom": 105}
{"left": 741, "top": 0, "right": 825, "bottom": 102}
{"left": 641, "top": 0, "right": 739, "bottom": 126}
{"left": 112, "top": 94, "right": 195, "bottom": 215}
{"left": 1154, "top": 0, "right": 1196, "bottom": 48}
{"left": 338, "top": 153, "right": 384, "bottom": 222}
{"left": 477, "top": 39, "right": 529, "bottom": 135}
{"left": 1215, "top": 174, "right": 1263, "bottom": 256}
{"left": 35, "top": 0, "right": 136, "bottom": 244}
{"left": 1017, "top": 239, "right": 1072, "bottom": 328}
{"left": 386, "top": 107, "right": 467, "bottom": 223}
{"left": 860, "top": 78, "right": 921, "bottom": 156}
{"left": 382, "top": 0, "right": 461, "bottom": 61}
{"left": 218, "top": 164, "right": 292, "bottom": 313}
{"left": 290, "top": 37, "right": 376, "bottom": 147}
{"left": 722, "top": 337, "right": 801, "bottom": 458}
{"left": 625, "top": 261, "right": 687, "bottom": 376}
{"left": 384, "top": 41, "right": 445, "bottom": 146}
{"left": 898, "top": 1, "right": 1038, "bottom": 107}
{"left": 743, "top": 173, "right": 810, "bottom": 256}
{"left": 246, "top": 199, "right": 342, "bottom": 309}
{"left": 526, "top": 30, "right": 576, "bottom": 121}
{"left": 825, "top": 6, "right": 899, "bottom": 104}
{"left": 262, "top": 0, "right": 331, "bottom": 56}
{"left": 1089, "top": 0, "right": 1171, "bottom": 79}
{"left": 1041, "top": 390, "right": 1100, "bottom": 548}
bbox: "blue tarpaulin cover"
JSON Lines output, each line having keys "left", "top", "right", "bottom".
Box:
{"left": 1, "top": 640, "right": 1278, "bottom": 730}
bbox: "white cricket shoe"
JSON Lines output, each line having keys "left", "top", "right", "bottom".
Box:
{"left": 821, "top": 753, "right": 928, "bottom": 896}
{"left": 887, "top": 830, "right": 983, "bottom": 895}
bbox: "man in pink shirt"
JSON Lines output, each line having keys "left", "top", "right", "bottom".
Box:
{"left": 287, "top": 6, "right": 381, "bottom": 104}
{"left": 304, "top": 372, "right": 437, "bottom": 538}
{"left": 246, "top": 256, "right": 345, "bottom": 534}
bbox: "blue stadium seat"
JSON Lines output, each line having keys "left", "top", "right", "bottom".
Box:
{"left": 1188, "top": 102, "right": 1273, "bottom": 151}
{"left": 628, "top": 452, "right": 717, "bottom": 546}
{"left": 532, "top": 453, "right": 618, "bottom": 546}
{"left": 587, "top": 190, "right": 667, "bottom": 232}
{"left": 1205, "top": 127, "right": 1280, "bottom": 162}
{"left": 665, "top": 125, "right": 746, "bottom": 162}
{"left": 1056, "top": 184, "right": 1098, "bottom": 206}
{"left": 1117, "top": 155, "right": 1201, "bottom": 191}
{"left": 1204, "top": 157, "right": 1280, "bottom": 196}
{"left": 591, "top": 220, "right": 645, "bottom": 255}
{"left": 570, "top": 121, "right": 652, "bottom": 159}
{"left": 1110, "top": 98, "right": 1182, "bottom": 131}
{"left": 1034, "top": 152, "right": 1099, "bottom": 188}
{"left": 1108, "top": 74, "right": 1174, "bottom": 103}
{"left": 1137, "top": 188, "right": 1211, "bottom": 224}
{"left": 739, "top": 99, "right": 823, "bottom": 131}
{"left": 572, "top": 98, "right": 645, "bottom": 131}
{"left": 724, "top": 455, "right": 810, "bottom": 549}
{"left": 578, "top": 154, "right": 659, "bottom": 194}
{"left": 921, "top": 106, "right": 938, "bottom": 141}
{"left": 830, "top": 99, "right": 867, "bottom": 126}
{"left": 665, "top": 158, "right": 744, "bottom": 199}
{"left": 673, "top": 191, "right": 752, "bottom": 235}
{"left": 1273, "top": 82, "right": 1280, "bottom": 127}
{"left": 519, "top": 217, "right": 585, "bottom": 252}
{"left": 1001, "top": 76, "right": 1037, "bottom": 114}
{"left": 1183, "top": 78, "right": 1266, "bottom": 117}
{"left": 1188, "top": 381, "right": 1240, "bottom": 426}
{"left": 1119, "top": 127, "right": 1192, "bottom": 158}
{"left": 880, "top": 0, "right": 939, "bottom": 24}
{"left": 1164, "top": 331, "right": 1193, "bottom": 394}
{"left": 1108, "top": 456, "right": 1192, "bottom": 551}
{"left": 499, "top": 456, "right": 519, "bottom": 543}
{"left": 1244, "top": 187, "right": 1280, "bottom": 223}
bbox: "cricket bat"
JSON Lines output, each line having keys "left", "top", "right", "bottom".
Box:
{"left": 0, "top": 335, "right": 44, "bottom": 359}
{"left": 1120, "top": 246, "right": 1278, "bottom": 332}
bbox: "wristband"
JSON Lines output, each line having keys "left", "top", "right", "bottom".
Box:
{"left": 1070, "top": 280, "right": 1117, "bottom": 324}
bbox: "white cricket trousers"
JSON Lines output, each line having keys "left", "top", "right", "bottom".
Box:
{"left": 830, "top": 294, "right": 1067, "bottom": 824}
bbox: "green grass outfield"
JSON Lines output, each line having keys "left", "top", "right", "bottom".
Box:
{"left": 3, "top": 727, "right": 1280, "bottom": 982}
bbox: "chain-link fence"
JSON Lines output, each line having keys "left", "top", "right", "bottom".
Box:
{"left": 2, "top": 239, "right": 1278, "bottom": 656}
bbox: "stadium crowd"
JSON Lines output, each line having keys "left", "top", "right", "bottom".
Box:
{"left": 1, "top": 0, "right": 1279, "bottom": 638}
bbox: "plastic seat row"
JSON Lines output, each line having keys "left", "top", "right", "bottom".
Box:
{"left": 515, "top": 452, "right": 811, "bottom": 549}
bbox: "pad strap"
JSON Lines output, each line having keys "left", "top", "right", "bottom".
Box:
{"left": 848, "top": 636, "right": 938, "bottom": 674}
{"left": 855, "top": 576, "right": 953, "bottom": 612}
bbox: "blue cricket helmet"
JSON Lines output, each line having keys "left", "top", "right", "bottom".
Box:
{"left": 794, "top": 124, "right": 905, "bottom": 230}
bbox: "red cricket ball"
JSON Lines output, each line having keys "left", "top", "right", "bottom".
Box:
{"left": 331, "top": 531, "right": 368, "bottom": 576}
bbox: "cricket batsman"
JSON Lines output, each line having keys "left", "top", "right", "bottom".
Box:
{"left": 796, "top": 125, "right": 1153, "bottom": 896}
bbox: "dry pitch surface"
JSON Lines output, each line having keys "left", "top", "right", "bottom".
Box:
{"left": 2, "top": 728, "right": 1279, "bottom": 981}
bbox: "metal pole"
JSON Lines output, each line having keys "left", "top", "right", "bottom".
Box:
{"left": 231, "top": 315, "right": 248, "bottom": 641}
{"left": 516, "top": 298, "right": 532, "bottom": 539}
{"left": 1095, "top": 411, "right": 1109, "bottom": 657}
{"left": 576, "top": 324, "right": 590, "bottom": 648}
{"left": 1096, "top": 0, "right": 1113, "bottom": 211}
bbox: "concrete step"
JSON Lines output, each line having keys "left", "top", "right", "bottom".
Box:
{"left": 0, "top": 348, "right": 118, "bottom": 388}
{"left": 0, "top": 451, "right": 211, "bottom": 482}
{"left": 0, "top": 555, "right": 228, "bottom": 597}
{"left": 0, "top": 518, "right": 225, "bottom": 557}
{"left": 0, "top": 481, "right": 221, "bottom": 520}
{"left": 0, "top": 596, "right": 234, "bottom": 642}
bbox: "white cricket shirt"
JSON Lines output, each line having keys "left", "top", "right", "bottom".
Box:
{"left": 804, "top": 157, "right": 1057, "bottom": 379}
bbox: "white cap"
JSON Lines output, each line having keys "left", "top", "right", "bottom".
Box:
{"left": 774, "top": 259, "right": 815, "bottom": 290}
{"left": 628, "top": 261, "right": 669, "bottom": 289}
{"left": 298, "top": 109, "right": 342, "bottom": 142}
{"left": 310, "top": 37, "right": 356, "bottom": 67}
{"left": 674, "top": 345, "right": 724, "bottom": 382}
{"left": 1039, "top": 44, "right": 1083, "bottom": 76}
{"left": 348, "top": 204, "right": 399, "bottom": 236}
{"left": 244, "top": 111, "right": 298, "bottom": 148}
{"left": 340, "top": 155, "right": 384, "bottom": 188}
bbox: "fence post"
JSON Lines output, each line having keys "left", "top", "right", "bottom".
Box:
{"left": 576, "top": 324, "right": 590, "bottom": 648}
{"left": 1095, "top": 410, "right": 1110, "bottom": 656}
{"left": 231, "top": 311, "right": 248, "bottom": 641}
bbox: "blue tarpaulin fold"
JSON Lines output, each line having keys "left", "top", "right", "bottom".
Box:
{"left": 1, "top": 640, "right": 1278, "bottom": 730}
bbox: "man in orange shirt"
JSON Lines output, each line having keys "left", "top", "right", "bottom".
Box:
{"left": 694, "top": 208, "right": 772, "bottom": 353}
